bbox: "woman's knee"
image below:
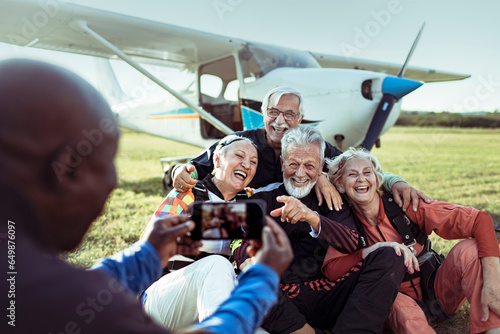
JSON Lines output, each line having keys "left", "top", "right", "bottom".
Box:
{"left": 364, "top": 246, "right": 406, "bottom": 282}
{"left": 198, "top": 255, "right": 235, "bottom": 277}
{"left": 368, "top": 246, "right": 406, "bottom": 269}
{"left": 448, "top": 239, "right": 479, "bottom": 264}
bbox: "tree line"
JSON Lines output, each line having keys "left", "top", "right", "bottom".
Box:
{"left": 396, "top": 111, "right": 500, "bottom": 128}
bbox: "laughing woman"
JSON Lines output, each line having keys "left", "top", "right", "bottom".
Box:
{"left": 322, "top": 148, "right": 500, "bottom": 334}
{"left": 140, "top": 135, "right": 258, "bottom": 331}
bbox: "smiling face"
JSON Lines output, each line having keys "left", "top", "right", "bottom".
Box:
{"left": 282, "top": 143, "right": 323, "bottom": 199}
{"left": 214, "top": 140, "right": 258, "bottom": 197}
{"left": 336, "top": 157, "right": 379, "bottom": 207}
{"left": 264, "top": 94, "right": 302, "bottom": 150}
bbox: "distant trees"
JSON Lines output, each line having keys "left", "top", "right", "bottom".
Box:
{"left": 396, "top": 111, "right": 500, "bottom": 128}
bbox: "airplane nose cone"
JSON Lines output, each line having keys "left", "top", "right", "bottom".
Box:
{"left": 382, "top": 76, "right": 423, "bottom": 100}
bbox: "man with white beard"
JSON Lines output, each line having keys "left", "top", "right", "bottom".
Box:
{"left": 172, "top": 86, "right": 429, "bottom": 213}
{"left": 233, "top": 126, "right": 407, "bottom": 334}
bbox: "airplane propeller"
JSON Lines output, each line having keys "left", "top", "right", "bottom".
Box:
{"left": 362, "top": 23, "right": 426, "bottom": 150}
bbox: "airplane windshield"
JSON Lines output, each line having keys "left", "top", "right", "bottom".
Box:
{"left": 239, "top": 43, "right": 320, "bottom": 81}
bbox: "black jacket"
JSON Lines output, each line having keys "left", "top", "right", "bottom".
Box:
{"left": 190, "top": 128, "right": 343, "bottom": 188}
{"left": 234, "top": 184, "right": 360, "bottom": 284}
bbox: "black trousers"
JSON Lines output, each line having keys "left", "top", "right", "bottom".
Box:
{"left": 261, "top": 247, "right": 406, "bottom": 334}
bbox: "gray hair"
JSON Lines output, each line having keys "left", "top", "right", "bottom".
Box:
{"left": 326, "top": 147, "right": 385, "bottom": 194}
{"left": 281, "top": 126, "right": 325, "bottom": 161}
{"left": 261, "top": 86, "right": 304, "bottom": 119}
{"left": 212, "top": 135, "right": 257, "bottom": 173}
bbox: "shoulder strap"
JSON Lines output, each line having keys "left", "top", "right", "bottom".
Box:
{"left": 192, "top": 181, "right": 209, "bottom": 201}
{"left": 354, "top": 216, "right": 369, "bottom": 249}
{"left": 381, "top": 193, "right": 427, "bottom": 249}
{"left": 340, "top": 195, "right": 369, "bottom": 250}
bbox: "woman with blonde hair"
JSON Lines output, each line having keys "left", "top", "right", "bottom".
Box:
{"left": 323, "top": 148, "right": 500, "bottom": 334}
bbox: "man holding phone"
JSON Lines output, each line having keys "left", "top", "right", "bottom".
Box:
{"left": 0, "top": 59, "right": 293, "bottom": 334}
{"left": 233, "top": 126, "right": 407, "bottom": 334}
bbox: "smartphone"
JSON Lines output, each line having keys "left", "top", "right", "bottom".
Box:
{"left": 190, "top": 199, "right": 266, "bottom": 240}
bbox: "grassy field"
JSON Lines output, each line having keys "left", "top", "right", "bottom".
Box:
{"left": 65, "top": 126, "right": 500, "bottom": 333}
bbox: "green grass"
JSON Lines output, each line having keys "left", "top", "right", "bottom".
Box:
{"left": 65, "top": 126, "right": 500, "bottom": 332}
{"left": 371, "top": 127, "right": 500, "bottom": 255}
{"left": 62, "top": 129, "right": 202, "bottom": 267}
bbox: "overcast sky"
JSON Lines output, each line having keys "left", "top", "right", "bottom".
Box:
{"left": 1, "top": 0, "right": 499, "bottom": 112}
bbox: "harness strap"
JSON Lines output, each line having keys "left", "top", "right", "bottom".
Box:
{"left": 381, "top": 193, "right": 428, "bottom": 255}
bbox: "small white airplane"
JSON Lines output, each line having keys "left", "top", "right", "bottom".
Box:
{"left": 0, "top": 1, "right": 469, "bottom": 167}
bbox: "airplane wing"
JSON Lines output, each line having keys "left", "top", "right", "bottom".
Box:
{"left": 1, "top": 0, "right": 469, "bottom": 83}
{"left": 310, "top": 52, "right": 470, "bottom": 82}
{"left": 0, "top": 0, "right": 246, "bottom": 69}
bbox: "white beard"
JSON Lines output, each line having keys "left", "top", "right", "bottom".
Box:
{"left": 283, "top": 177, "right": 316, "bottom": 199}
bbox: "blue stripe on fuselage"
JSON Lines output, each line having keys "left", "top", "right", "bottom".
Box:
{"left": 241, "top": 106, "right": 264, "bottom": 130}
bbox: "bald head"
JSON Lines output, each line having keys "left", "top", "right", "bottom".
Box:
{"left": 0, "top": 59, "right": 120, "bottom": 251}
{"left": 0, "top": 59, "right": 115, "bottom": 160}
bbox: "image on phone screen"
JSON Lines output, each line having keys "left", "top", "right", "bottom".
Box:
{"left": 191, "top": 200, "right": 265, "bottom": 240}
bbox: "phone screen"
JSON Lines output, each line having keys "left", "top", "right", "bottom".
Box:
{"left": 191, "top": 200, "right": 266, "bottom": 240}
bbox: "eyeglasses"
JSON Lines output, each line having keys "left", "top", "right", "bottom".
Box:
{"left": 266, "top": 108, "right": 299, "bottom": 121}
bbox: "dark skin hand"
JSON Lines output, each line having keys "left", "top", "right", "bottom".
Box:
{"left": 245, "top": 216, "right": 294, "bottom": 277}
{"left": 142, "top": 215, "right": 202, "bottom": 268}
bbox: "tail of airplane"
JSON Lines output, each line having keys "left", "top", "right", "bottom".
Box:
{"left": 93, "top": 58, "right": 129, "bottom": 105}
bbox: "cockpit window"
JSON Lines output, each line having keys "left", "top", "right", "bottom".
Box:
{"left": 239, "top": 43, "right": 320, "bottom": 81}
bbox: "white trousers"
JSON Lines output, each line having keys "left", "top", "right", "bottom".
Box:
{"left": 143, "top": 255, "right": 236, "bottom": 331}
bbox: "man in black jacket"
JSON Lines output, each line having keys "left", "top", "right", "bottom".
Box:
{"left": 172, "top": 86, "right": 429, "bottom": 212}
{"left": 233, "top": 126, "right": 407, "bottom": 334}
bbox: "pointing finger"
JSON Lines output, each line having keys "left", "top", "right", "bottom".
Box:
{"left": 270, "top": 207, "right": 283, "bottom": 217}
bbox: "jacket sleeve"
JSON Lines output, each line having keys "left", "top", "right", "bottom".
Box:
{"left": 191, "top": 263, "right": 279, "bottom": 334}
{"left": 232, "top": 239, "right": 251, "bottom": 270}
{"left": 190, "top": 140, "right": 221, "bottom": 181}
{"left": 90, "top": 240, "right": 162, "bottom": 295}
{"left": 381, "top": 172, "right": 406, "bottom": 191}
{"left": 323, "top": 141, "right": 342, "bottom": 173}
{"left": 406, "top": 200, "right": 500, "bottom": 258}
{"left": 317, "top": 215, "right": 360, "bottom": 254}
{"left": 322, "top": 246, "right": 364, "bottom": 282}
{"left": 316, "top": 204, "right": 361, "bottom": 254}
{"left": 140, "top": 189, "right": 195, "bottom": 239}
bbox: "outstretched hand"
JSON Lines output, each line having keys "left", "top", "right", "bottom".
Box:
{"left": 270, "top": 195, "right": 320, "bottom": 231}
{"left": 173, "top": 164, "right": 198, "bottom": 193}
{"left": 392, "top": 181, "right": 431, "bottom": 212}
{"left": 246, "top": 216, "right": 293, "bottom": 276}
{"left": 143, "top": 215, "right": 202, "bottom": 268}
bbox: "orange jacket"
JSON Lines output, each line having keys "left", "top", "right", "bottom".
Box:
{"left": 322, "top": 197, "right": 500, "bottom": 300}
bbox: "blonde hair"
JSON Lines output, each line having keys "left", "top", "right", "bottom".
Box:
{"left": 326, "top": 147, "right": 384, "bottom": 194}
